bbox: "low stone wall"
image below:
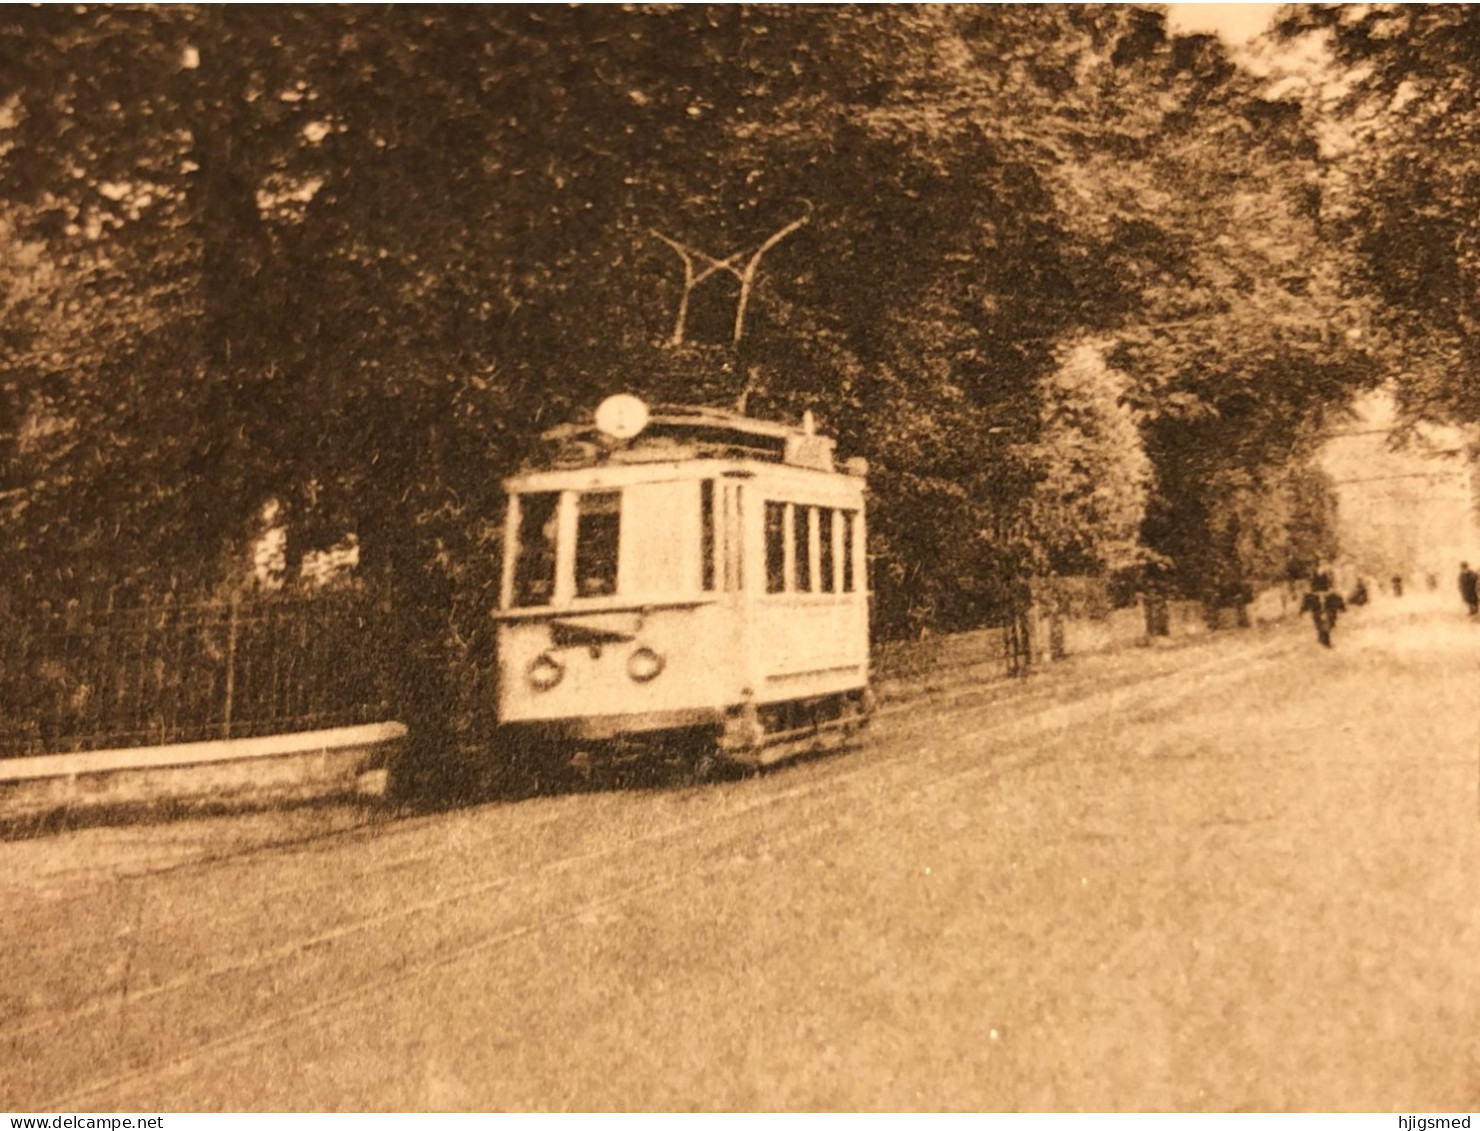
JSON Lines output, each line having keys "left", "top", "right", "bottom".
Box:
{"left": 874, "top": 585, "right": 1295, "bottom": 704}
{"left": 1056, "top": 603, "right": 1149, "bottom": 656}
{"left": 1077, "top": 587, "right": 1293, "bottom": 656}
{"left": 0, "top": 721, "right": 405, "bottom": 824}
{"left": 1167, "top": 598, "right": 1212, "bottom": 636}
{"left": 1249, "top": 585, "right": 1296, "bottom": 624}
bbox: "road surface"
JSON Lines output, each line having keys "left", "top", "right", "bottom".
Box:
{"left": 3, "top": 597, "right": 1478, "bottom": 1111}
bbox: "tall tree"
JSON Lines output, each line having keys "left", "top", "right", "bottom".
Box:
{"left": 1273, "top": 5, "right": 1480, "bottom": 424}
{"left": 0, "top": 6, "right": 1380, "bottom": 764}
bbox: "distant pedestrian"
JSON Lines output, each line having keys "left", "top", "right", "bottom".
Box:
{"left": 1391, "top": 574, "right": 1404, "bottom": 598}
{"left": 1301, "top": 571, "right": 1346, "bottom": 648}
{"left": 1460, "top": 562, "right": 1479, "bottom": 616}
{"left": 1349, "top": 578, "right": 1369, "bottom": 607}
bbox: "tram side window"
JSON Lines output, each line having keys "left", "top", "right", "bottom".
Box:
{"left": 733, "top": 487, "right": 745, "bottom": 591}
{"left": 793, "top": 504, "right": 813, "bottom": 592}
{"left": 575, "top": 490, "right": 621, "bottom": 597}
{"left": 841, "top": 509, "right": 856, "bottom": 593}
{"left": 765, "top": 502, "right": 787, "bottom": 593}
{"left": 700, "top": 480, "right": 716, "bottom": 592}
{"left": 819, "top": 508, "right": 835, "bottom": 593}
{"left": 723, "top": 484, "right": 744, "bottom": 592}
{"left": 512, "top": 491, "right": 560, "bottom": 607}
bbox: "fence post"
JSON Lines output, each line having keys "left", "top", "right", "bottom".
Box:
{"left": 1003, "top": 606, "right": 1031, "bottom": 677}
{"left": 222, "top": 592, "right": 241, "bottom": 740}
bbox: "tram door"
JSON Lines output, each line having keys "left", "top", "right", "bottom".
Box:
{"left": 715, "top": 480, "right": 747, "bottom": 669}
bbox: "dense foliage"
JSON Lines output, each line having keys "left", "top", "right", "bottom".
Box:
{"left": 1271, "top": 5, "right": 1480, "bottom": 429}
{"left": 2, "top": 5, "right": 1393, "bottom": 758}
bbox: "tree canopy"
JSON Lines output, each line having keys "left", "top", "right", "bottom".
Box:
{"left": 1268, "top": 5, "right": 1480, "bottom": 427}
{"left": 1, "top": 5, "right": 1387, "bottom": 656}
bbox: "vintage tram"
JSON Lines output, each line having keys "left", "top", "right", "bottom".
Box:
{"left": 493, "top": 394, "right": 871, "bottom": 776}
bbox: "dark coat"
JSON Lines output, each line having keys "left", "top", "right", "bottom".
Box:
{"left": 1460, "top": 569, "right": 1478, "bottom": 605}
{"left": 1301, "top": 591, "right": 1345, "bottom": 627}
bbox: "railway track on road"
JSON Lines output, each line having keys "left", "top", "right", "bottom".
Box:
{"left": 10, "top": 629, "right": 1302, "bottom": 1109}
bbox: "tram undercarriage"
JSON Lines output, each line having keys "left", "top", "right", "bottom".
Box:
{"left": 499, "top": 689, "right": 873, "bottom": 786}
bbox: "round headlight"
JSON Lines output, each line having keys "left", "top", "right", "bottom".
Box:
{"left": 527, "top": 652, "right": 565, "bottom": 691}
{"left": 595, "top": 393, "right": 650, "bottom": 440}
{"left": 626, "top": 646, "right": 665, "bottom": 683}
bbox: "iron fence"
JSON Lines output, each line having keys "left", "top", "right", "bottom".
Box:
{"left": 0, "top": 591, "right": 394, "bottom": 757}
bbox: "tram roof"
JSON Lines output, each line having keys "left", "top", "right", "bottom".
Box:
{"left": 537, "top": 403, "right": 859, "bottom": 474}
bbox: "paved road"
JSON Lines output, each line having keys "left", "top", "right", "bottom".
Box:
{"left": 4, "top": 600, "right": 1478, "bottom": 1111}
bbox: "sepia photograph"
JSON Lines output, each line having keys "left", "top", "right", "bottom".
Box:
{"left": 1, "top": 2, "right": 1477, "bottom": 1114}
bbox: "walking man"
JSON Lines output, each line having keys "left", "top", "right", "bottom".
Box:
{"left": 1459, "top": 561, "right": 1479, "bottom": 616}
{"left": 1301, "top": 570, "right": 1346, "bottom": 648}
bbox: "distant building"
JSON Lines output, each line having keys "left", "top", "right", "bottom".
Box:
{"left": 1319, "top": 390, "right": 1480, "bottom": 587}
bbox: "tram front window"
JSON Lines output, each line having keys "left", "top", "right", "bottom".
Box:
{"left": 575, "top": 490, "right": 621, "bottom": 597}
{"left": 511, "top": 491, "right": 559, "bottom": 607}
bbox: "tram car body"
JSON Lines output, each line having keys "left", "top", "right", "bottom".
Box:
{"left": 493, "top": 395, "right": 871, "bottom": 769}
